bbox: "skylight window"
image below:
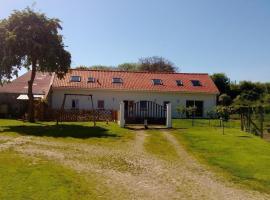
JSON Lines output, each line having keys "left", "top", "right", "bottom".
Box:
{"left": 176, "top": 80, "right": 183, "bottom": 86}
{"left": 191, "top": 80, "right": 202, "bottom": 86}
{"left": 112, "top": 78, "right": 123, "bottom": 83}
{"left": 70, "top": 76, "right": 81, "bottom": 82}
{"left": 88, "top": 77, "right": 95, "bottom": 83}
{"left": 152, "top": 79, "right": 162, "bottom": 85}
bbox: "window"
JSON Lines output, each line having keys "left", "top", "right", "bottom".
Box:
{"left": 98, "top": 100, "right": 104, "bottom": 109}
{"left": 88, "top": 77, "right": 95, "bottom": 83}
{"left": 152, "top": 79, "right": 162, "bottom": 85}
{"left": 71, "top": 99, "right": 79, "bottom": 109}
{"left": 70, "top": 76, "right": 81, "bottom": 82}
{"left": 176, "top": 80, "right": 183, "bottom": 86}
{"left": 112, "top": 77, "right": 123, "bottom": 83}
{"left": 191, "top": 80, "right": 202, "bottom": 86}
{"left": 140, "top": 101, "right": 147, "bottom": 110}
{"left": 186, "top": 100, "right": 204, "bottom": 117}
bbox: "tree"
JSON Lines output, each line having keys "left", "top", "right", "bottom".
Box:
{"left": 76, "top": 65, "right": 89, "bottom": 70}
{"left": 238, "top": 81, "right": 264, "bottom": 102}
{"left": 211, "top": 73, "right": 230, "bottom": 94}
{"left": 118, "top": 63, "right": 139, "bottom": 71}
{"left": 89, "top": 65, "right": 115, "bottom": 70}
{"left": 0, "top": 8, "right": 71, "bottom": 122}
{"left": 138, "top": 56, "right": 176, "bottom": 72}
{"left": 176, "top": 105, "right": 186, "bottom": 118}
{"left": 218, "top": 93, "right": 232, "bottom": 106}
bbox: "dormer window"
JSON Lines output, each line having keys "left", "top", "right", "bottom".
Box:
{"left": 88, "top": 77, "right": 95, "bottom": 83}
{"left": 70, "top": 76, "right": 81, "bottom": 82}
{"left": 191, "top": 80, "right": 202, "bottom": 86}
{"left": 152, "top": 79, "right": 162, "bottom": 85}
{"left": 112, "top": 77, "right": 123, "bottom": 84}
{"left": 176, "top": 80, "right": 183, "bottom": 86}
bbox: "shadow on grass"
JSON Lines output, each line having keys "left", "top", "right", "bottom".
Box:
{"left": 125, "top": 125, "right": 187, "bottom": 131}
{"left": 0, "top": 124, "right": 119, "bottom": 139}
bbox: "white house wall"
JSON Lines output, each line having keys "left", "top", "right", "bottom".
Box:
{"left": 51, "top": 89, "right": 217, "bottom": 118}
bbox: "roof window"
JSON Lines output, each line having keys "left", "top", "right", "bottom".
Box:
{"left": 191, "top": 80, "right": 202, "bottom": 86}
{"left": 152, "top": 79, "right": 162, "bottom": 85}
{"left": 70, "top": 76, "right": 81, "bottom": 82}
{"left": 176, "top": 80, "right": 184, "bottom": 86}
{"left": 88, "top": 77, "right": 95, "bottom": 83}
{"left": 112, "top": 77, "right": 123, "bottom": 83}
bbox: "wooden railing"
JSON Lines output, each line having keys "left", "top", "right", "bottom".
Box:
{"left": 43, "top": 109, "right": 118, "bottom": 122}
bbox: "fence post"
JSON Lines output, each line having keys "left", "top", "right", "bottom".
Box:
{"left": 166, "top": 103, "right": 172, "bottom": 128}
{"left": 118, "top": 101, "right": 125, "bottom": 128}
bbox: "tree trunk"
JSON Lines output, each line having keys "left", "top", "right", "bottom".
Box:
{"left": 28, "top": 60, "right": 37, "bottom": 123}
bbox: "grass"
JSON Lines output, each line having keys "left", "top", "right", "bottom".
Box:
{"left": 0, "top": 119, "right": 134, "bottom": 146}
{"left": 172, "top": 119, "right": 270, "bottom": 192}
{"left": 0, "top": 119, "right": 134, "bottom": 200}
{"left": 0, "top": 151, "right": 110, "bottom": 200}
{"left": 144, "top": 129, "right": 178, "bottom": 161}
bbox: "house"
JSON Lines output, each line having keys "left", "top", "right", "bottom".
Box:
{"left": 0, "top": 72, "right": 53, "bottom": 117}
{"left": 51, "top": 69, "right": 219, "bottom": 118}
{"left": 0, "top": 69, "right": 219, "bottom": 119}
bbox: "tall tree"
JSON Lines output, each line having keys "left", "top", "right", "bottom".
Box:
{"left": 138, "top": 56, "right": 176, "bottom": 72}
{"left": 0, "top": 8, "right": 71, "bottom": 122}
{"left": 118, "top": 63, "right": 139, "bottom": 71}
{"left": 211, "top": 73, "right": 230, "bottom": 94}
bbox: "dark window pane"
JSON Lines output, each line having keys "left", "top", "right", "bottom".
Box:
{"left": 112, "top": 78, "right": 123, "bottom": 83}
{"left": 176, "top": 80, "right": 183, "bottom": 86}
{"left": 88, "top": 77, "right": 95, "bottom": 83}
{"left": 191, "top": 80, "right": 202, "bottom": 86}
{"left": 152, "top": 79, "right": 162, "bottom": 85}
{"left": 70, "top": 76, "right": 81, "bottom": 82}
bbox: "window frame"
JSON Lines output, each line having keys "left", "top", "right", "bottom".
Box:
{"left": 152, "top": 79, "right": 162, "bottom": 85}
{"left": 112, "top": 77, "right": 123, "bottom": 84}
{"left": 88, "top": 77, "right": 96, "bottom": 83}
{"left": 176, "top": 80, "right": 184, "bottom": 86}
{"left": 70, "top": 76, "right": 81, "bottom": 82}
{"left": 191, "top": 80, "right": 202, "bottom": 86}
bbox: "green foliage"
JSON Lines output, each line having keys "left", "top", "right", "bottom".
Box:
{"left": 211, "top": 73, "right": 230, "bottom": 94}
{"left": 0, "top": 7, "right": 71, "bottom": 80}
{"left": 176, "top": 105, "right": 186, "bottom": 118}
{"left": 185, "top": 106, "right": 197, "bottom": 118}
{"left": 138, "top": 56, "right": 176, "bottom": 72}
{"left": 206, "top": 109, "right": 217, "bottom": 119}
{"left": 218, "top": 93, "right": 232, "bottom": 106}
{"left": 216, "top": 105, "right": 231, "bottom": 121}
{"left": 117, "top": 63, "right": 139, "bottom": 71}
{"left": 89, "top": 65, "right": 115, "bottom": 70}
{"left": 0, "top": 7, "right": 71, "bottom": 122}
{"left": 75, "top": 65, "right": 89, "bottom": 70}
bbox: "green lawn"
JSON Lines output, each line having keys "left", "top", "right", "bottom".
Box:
{"left": 172, "top": 119, "right": 270, "bottom": 192}
{"left": 0, "top": 119, "right": 134, "bottom": 146}
{"left": 0, "top": 120, "right": 134, "bottom": 200}
{"left": 144, "top": 129, "right": 178, "bottom": 161}
{"left": 0, "top": 151, "right": 109, "bottom": 200}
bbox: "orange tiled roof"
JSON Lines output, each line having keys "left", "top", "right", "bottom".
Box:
{"left": 52, "top": 69, "right": 219, "bottom": 94}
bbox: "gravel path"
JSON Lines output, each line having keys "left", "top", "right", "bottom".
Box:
{"left": 0, "top": 130, "right": 269, "bottom": 200}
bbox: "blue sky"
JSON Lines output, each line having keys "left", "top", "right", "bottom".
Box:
{"left": 1, "top": 0, "right": 270, "bottom": 82}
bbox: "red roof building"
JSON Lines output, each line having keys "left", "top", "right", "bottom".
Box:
{"left": 53, "top": 69, "right": 219, "bottom": 94}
